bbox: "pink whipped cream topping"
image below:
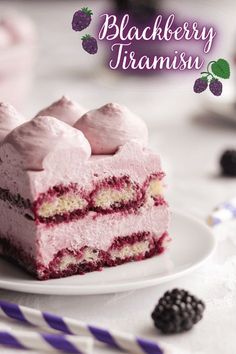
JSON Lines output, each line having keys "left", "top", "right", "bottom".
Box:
{"left": 3, "top": 115, "right": 91, "bottom": 171}
{"left": 35, "top": 96, "right": 86, "bottom": 126}
{"left": 0, "top": 102, "right": 25, "bottom": 142}
{"left": 74, "top": 103, "right": 149, "bottom": 154}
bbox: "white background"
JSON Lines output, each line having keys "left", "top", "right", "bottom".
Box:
{"left": 0, "top": 1, "right": 236, "bottom": 353}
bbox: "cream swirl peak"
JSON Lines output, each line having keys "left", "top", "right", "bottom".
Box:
{"left": 0, "top": 102, "right": 25, "bottom": 142}
{"left": 35, "top": 96, "right": 86, "bottom": 126}
{"left": 3, "top": 115, "right": 91, "bottom": 171}
{"left": 74, "top": 102, "right": 148, "bottom": 154}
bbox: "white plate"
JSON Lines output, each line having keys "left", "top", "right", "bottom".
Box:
{"left": 0, "top": 211, "right": 215, "bottom": 295}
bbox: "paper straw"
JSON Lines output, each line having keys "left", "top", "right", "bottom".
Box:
{"left": 0, "top": 300, "right": 180, "bottom": 354}
{"left": 0, "top": 328, "right": 93, "bottom": 353}
{"left": 207, "top": 198, "right": 236, "bottom": 226}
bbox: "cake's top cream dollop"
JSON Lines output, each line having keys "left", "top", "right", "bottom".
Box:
{"left": 0, "top": 102, "right": 25, "bottom": 141}
{"left": 74, "top": 103, "right": 148, "bottom": 154}
{"left": 35, "top": 96, "right": 86, "bottom": 126}
{"left": 4, "top": 115, "right": 91, "bottom": 171}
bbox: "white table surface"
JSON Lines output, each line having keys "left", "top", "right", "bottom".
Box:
{"left": 0, "top": 1, "right": 236, "bottom": 353}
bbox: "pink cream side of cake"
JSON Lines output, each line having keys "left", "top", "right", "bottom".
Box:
{"left": 37, "top": 206, "right": 169, "bottom": 267}
{"left": 0, "top": 139, "right": 166, "bottom": 254}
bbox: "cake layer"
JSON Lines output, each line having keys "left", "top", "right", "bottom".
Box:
{"left": 0, "top": 199, "right": 169, "bottom": 267}
{"left": 0, "top": 172, "right": 165, "bottom": 226}
{"left": 0, "top": 141, "right": 163, "bottom": 202}
{"left": 36, "top": 203, "right": 169, "bottom": 267}
{"left": 34, "top": 173, "right": 164, "bottom": 224}
{"left": 0, "top": 231, "right": 170, "bottom": 280}
{"left": 0, "top": 199, "right": 37, "bottom": 257}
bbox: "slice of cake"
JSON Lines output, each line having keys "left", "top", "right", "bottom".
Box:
{"left": 0, "top": 100, "right": 170, "bottom": 280}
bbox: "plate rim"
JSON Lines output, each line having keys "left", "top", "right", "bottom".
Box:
{"left": 0, "top": 210, "right": 216, "bottom": 295}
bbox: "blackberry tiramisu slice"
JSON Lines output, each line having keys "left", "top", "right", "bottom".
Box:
{"left": 0, "top": 100, "right": 170, "bottom": 280}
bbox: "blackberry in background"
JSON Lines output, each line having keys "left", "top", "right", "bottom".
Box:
{"left": 113, "top": 0, "right": 159, "bottom": 22}
{"left": 151, "top": 289, "right": 205, "bottom": 334}
{"left": 220, "top": 149, "right": 236, "bottom": 176}
{"left": 114, "top": 0, "right": 132, "bottom": 11}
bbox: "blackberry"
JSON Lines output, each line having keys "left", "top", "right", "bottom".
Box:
{"left": 209, "top": 79, "right": 222, "bottom": 96}
{"left": 72, "top": 7, "right": 93, "bottom": 32}
{"left": 82, "top": 35, "right": 98, "bottom": 55}
{"left": 193, "top": 78, "right": 208, "bottom": 93}
{"left": 220, "top": 149, "right": 236, "bottom": 176}
{"left": 151, "top": 289, "right": 205, "bottom": 334}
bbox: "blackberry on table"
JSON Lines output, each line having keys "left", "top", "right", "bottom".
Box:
{"left": 193, "top": 78, "right": 208, "bottom": 93}
{"left": 151, "top": 289, "right": 205, "bottom": 334}
{"left": 220, "top": 149, "right": 236, "bottom": 176}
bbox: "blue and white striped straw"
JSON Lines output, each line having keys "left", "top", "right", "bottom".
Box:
{"left": 0, "top": 300, "right": 180, "bottom": 354}
{"left": 207, "top": 198, "right": 236, "bottom": 226}
{"left": 0, "top": 328, "right": 93, "bottom": 353}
